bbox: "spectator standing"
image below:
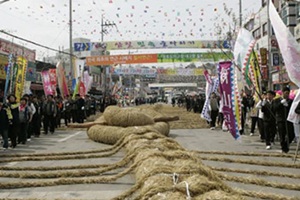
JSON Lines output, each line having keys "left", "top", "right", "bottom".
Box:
{"left": 43, "top": 94, "right": 57, "bottom": 134}
{"left": 209, "top": 93, "right": 219, "bottom": 130}
{"left": 32, "top": 96, "right": 42, "bottom": 137}
{"left": 249, "top": 94, "right": 259, "bottom": 136}
{"left": 75, "top": 94, "right": 85, "bottom": 123}
{"left": 0, "top": 97, "right": 12, "bottom": 150}
{"left": 7, "top": 94, "right": 19, "bottom": 148}
{"left": 261, "top": 90, "right": 276, "bottom": 150}
{"left": 18, "top": 97, "right": 31, "bottom": 144}
{"left": 273, "top": 87, "right": 295, "bottom": 153}
{"left": 256, "top": 92, "right": 266, "bottom": 142}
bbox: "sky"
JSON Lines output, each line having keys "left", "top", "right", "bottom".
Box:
{"left": 0, "top": 0, "right": 261, "bottom": 61}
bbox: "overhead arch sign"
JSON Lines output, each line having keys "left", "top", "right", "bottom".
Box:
{"left": 75, "top": 40, "right": 231, "bottom": 52}
{"left": 86, "top": 52, "right": 231, "bottom": 66}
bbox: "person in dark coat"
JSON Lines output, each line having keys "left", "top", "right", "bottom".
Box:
{"left": 261, "top": 90, "right": 276, "bottom": 150}
{"left": 7, "top": 94, "right": 19, "bottom": 148}
{"left": 32, "top": 96, "right": 42, "bottom": 137}
{"left": 273, "top": 87, "right": 295, "bottom": 153}
{"left": 43, "top": 94, "right": 57, "bottom": 134}
{"left": 0, "top": 97, "right": 13, "bottom": 150}
{"left": 75, "top": 94, "right": 85, "bottom": 123}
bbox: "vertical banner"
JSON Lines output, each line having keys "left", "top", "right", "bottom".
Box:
{"left": 15, "top": 56, "right": 27, "bottom": 102}
{"left": 41, "top": 70, "right": 53, "bottom": 96}
{"left": 4, "top": 54, "right": 13, "bottom": 100}
{"left": 10, "top": 62, "right": 18, "bottom": 95}
{"left": 83, "top": 71, "right": 93, "bottom": 95}
{"left": 79, "top": 81, "right": 86, "bottom": 97}
{"left": 72, "top": 80, "right": 79, "bottom": 99}
{"left": 25, "top": 61, "right": 37, "bottom": 82}
{"left": 218, "top": 61, "right": 240, "bottom": 139}
{"left": 201, "top": 69, "right": 219, "bottom": 121}
{"left": 23, "top": 81, "right": 32, "bottom": 95}
{"left": 48, "top": 69, "right": 57, "bottom": 96}
{"left": 56, "top": 61, "right": 69, "bottom": 97}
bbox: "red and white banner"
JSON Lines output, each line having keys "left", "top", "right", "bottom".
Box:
{"left": 48, "top": 69, "right": 57, "bottom": 96}
{"left": 41, "top": 70, "right": 53, "bottom": 96}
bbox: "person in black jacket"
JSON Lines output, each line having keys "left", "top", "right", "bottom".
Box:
{"left": 75, "top": 94, "right": 85, "bottom": 123}
{"left": 43, "top": 94, "right": 57, "bottom": 134}
{"left": 0, "top": 97, "right": 13, "bottom": 150}
{"left": 273, "top": 87, "right": 295, "bottom": 153}
{"left": 7, "top": 94, "right": 19, "bottom": 148}
{"left": 32, "top": 96, "right": 42, "bottom": 137}
{"left": 261, "top": 90, "right": 276, "bottom": 150}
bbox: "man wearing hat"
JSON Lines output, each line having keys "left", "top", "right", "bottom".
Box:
{"left": 261, "top": 90, "right": 276, "bottom": 150}
{"left": 273, "top": 87, "right": 295, "bottom": 153}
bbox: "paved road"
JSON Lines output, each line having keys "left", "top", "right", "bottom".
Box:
{"left": 0, "top": 128, "right": 299, "bottom": 199}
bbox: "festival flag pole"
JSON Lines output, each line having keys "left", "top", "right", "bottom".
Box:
{"left": 219, "top": 45, "right": 277, "bottom": 121}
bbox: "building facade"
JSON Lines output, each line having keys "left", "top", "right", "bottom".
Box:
{"left": 246, "top": 0, "right": 299, "bottom": 90}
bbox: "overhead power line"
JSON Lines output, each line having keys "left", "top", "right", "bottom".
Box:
{"left": 0, "top": 30, "right": 77, "bottom": 58}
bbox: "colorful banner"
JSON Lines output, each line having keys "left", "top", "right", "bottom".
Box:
{"left": 157, "top": 68, "right": 205, "bottom": 76}
{"left": 83, "top": 71, "right": 93, "bottom": 95}
{"left": 109, "top": 67, "right": 206, "bottom": 76}
{"left": 79, "top": 81, "right": 86, "bottom": 97}
{"left": 4, "top": 54, "right": 12, "bottom": 100}
{"left": 25, "top": 61, "right": 36, "bottom": 82}
{"left": 112, "top": 67, "right": 157, "bottom": 75}
{"left": 201, "top": 70, "right": 219, "bottom": 122}
{"left": 218, "top": 61, "right": 240, "bottom": 139}
{"left": 41, "top": 70, "right": 53, "bottom": 96}
{"left": 157, "top": 52, "right": 230, "bottom": 63}
{"left": 86, "top": 54, "right": 158, "bottom": 66}
{"left": 56, "top": 61, "right": 69, "bottom": 98}
{"left": 75, "top": 40, "right": 231, "bottom": 52}
{"left": 23, "top": 81, "right": 32, "bottom": 95}
{"left": 72, "top": 80, "right": 79, "bottom": 99}
{"left": 15, "top": 57, "right": 27, "bottom": 101}
{"left": 49, "top": 69, "right": 57, "bottom": 96}
{"left": 0, "top": 54, "right": 8, "bottom": 79}
{"left": 86, "top": 52, "right": 231, "bottom": 66}
{"left": 10, "top": 63, "right": 18, "bottom": 94}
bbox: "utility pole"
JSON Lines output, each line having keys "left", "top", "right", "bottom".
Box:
{"left": 69, "top": 0, "right": 73, "bottom": 82}
{"left": 101, "top": 15, "right": 116, "bottom": 108}
{"left": 101, "top": 16, "right": 116, "bottom": 43}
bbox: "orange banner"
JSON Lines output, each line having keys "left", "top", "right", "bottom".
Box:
{"left": 86, "top": 54, "right": 158, "bottom": 66}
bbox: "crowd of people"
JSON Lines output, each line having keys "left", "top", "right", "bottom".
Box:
{"left": 206, "top": 87, "right": 299, "bottom": 153}
{"left": 0, "top": 93, "right": 112, "bottom": 150}
{"left": 1, "top": 89, "right": 299, "bottom": 153}
{"left": 171, "top": 95, "right": 205, "bottom": 113}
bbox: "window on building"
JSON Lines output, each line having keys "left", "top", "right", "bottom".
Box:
{"left": 253, "top": 28, "right": 261, "bottom": 39}
{"left": 262, "top": 23, "right": 268, "bottom": 36}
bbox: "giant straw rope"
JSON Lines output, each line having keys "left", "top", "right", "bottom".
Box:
{"left": 0, "top": 104, "right": 299, "bottom": 200}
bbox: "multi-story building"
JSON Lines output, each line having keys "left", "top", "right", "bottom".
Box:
{"left": 245, "top": 0, "right": 299, "bottom": 90}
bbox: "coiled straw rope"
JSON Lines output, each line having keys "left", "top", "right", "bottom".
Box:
{"left": 0, "top": 105, "right": 299, "bottom": 200}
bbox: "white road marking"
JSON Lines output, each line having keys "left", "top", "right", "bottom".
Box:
{"left": 58, "top": 131, "right": 83, "bottom": 142}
